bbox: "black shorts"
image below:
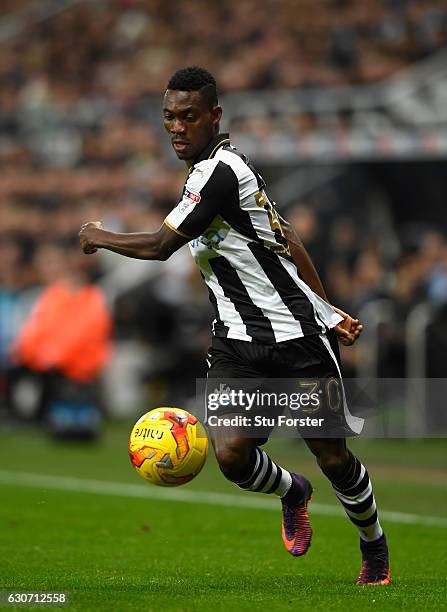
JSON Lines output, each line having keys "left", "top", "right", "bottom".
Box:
{"left": 205, "top": 330, "right": 363, "bottom": 438}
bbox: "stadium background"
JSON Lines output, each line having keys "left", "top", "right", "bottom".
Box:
{"left": 0, "top": 1, "right": 446, "bottom": 611}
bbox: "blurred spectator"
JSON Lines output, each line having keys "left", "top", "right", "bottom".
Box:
{"left": 13, "top": 244, "right": 111, "bottom": 383}
{"left": 10, "top": 244, "right": 112, "bottom": 436}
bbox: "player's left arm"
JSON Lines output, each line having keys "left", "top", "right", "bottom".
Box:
{"left": 279, "top": 214, "right": 362, "bottom": 346}
{"left": 79, "top": 221, "right": 189, "bottom": 260}
{"left": 279, "top": 215, "right": 328, "bottom": 300}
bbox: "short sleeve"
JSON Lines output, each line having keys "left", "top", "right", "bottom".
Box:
{"left": 164, "top": 160, "right": 238, "bottom": 239}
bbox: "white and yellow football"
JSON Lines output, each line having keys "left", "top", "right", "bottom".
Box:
{"left": 128, "top": 407, "right": 208, "bottom": 487}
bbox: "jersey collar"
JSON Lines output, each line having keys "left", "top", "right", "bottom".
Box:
{"left": 193, "top": 133, "right": 230, "bottom": 164}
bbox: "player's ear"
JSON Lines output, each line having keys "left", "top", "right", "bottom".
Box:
{"left": 212, "top": 105, "right": 223, "bottom": 128}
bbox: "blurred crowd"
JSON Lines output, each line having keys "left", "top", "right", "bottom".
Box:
{"left": 1, "top": 0, "right": 447, "bottom": 424}
{"left": 287, "top": 195, "right": 447, "bottom": 378}
{"left": 2, "top": 0, "right": 447, "bottom": 178}
{"left": 3, "top": 0, "right": 447, "bottom": 95}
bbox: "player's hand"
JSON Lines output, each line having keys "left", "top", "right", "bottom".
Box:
{"left": 333, "top": 306, "right": 363, "bottom": 346}
{"left": 79, "top": 221, "right": 103, "bottom": 254}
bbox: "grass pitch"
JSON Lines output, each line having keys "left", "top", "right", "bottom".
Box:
{"left": 0, "top": 422, "right": 446, "bottom": 611}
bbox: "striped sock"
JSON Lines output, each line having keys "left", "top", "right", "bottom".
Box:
{"left": 235, "top": 447, "right": 293, "bottom": 497}
{"left": 332, "top": 452, "right": 383, "bottom": 542}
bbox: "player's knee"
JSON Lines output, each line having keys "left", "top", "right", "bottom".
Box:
{"left": 214, "top": 439, "right": 251, "bottom": 481}
{"left": 316, "top": 450, "right": 350, "bottom": 481}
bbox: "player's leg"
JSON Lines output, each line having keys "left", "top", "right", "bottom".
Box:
{"left": 206, "top": 337, "right": 313, "bottom": 556}
{"left": 207, "top": 337, "right": 294, "bottom": 496}
{"left": 304, "top": 437, "right": 390, "bottom": 585}
{"left": 210, "top": 427, "right": 313, "bottom": 557}
{"left": 211, "top": 429, "right": 292, "bottom": 496}
{"left": 298, "top": 330, "right": 390, "bottom": 583}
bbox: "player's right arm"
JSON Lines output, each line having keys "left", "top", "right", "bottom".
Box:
{"left": 79, "top": 221, "right": 188, "bottom": 260}
{"left": 79, "top": 161, "right": 229, "bottom": 260}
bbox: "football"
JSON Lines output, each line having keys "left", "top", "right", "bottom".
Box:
{"left": 128, "top": 407, "right": 208, "bottom": 487}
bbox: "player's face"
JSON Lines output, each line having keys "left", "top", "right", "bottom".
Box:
{"left": 163, "top": 90, "right": 222, "bottom": 164}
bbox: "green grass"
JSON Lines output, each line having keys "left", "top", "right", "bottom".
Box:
{"left": 0, "top": 422, "right": 446, "bottom": 611}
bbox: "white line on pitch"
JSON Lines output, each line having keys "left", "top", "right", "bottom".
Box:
{"left": 0, "top": 470, "right": 446, "bottom": 528}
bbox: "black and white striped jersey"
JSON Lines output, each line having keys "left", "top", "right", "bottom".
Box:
{"left": 164, "top": 133, "right": 342, "bottom": 344}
